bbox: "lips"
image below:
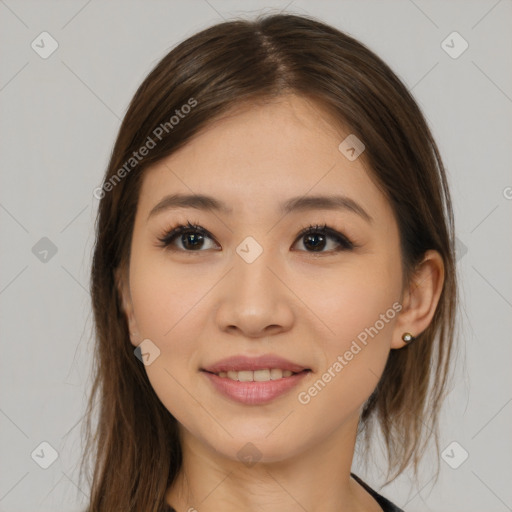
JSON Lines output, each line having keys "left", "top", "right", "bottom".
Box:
{"left": 201, "top": 354, "right": 311, "bottom": 405}
{"left": 202, "top": 354, "right": 309, "bottom": 374}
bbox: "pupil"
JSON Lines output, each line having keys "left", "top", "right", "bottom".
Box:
{"left": 183, "top": 232, "right": 203, "bottom": 249}
{"left": 305, "top": 233, "right": 325, "bottom": 251}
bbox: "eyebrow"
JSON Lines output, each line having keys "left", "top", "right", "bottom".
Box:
{"left": 147, "top": 193, "right": 372, "bottom": 223}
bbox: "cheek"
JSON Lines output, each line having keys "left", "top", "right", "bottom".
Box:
{"left": 295, "top": 281, "right": 398, "bottom": 424}
{"left": 296, "top": 254, "right": 402, "bottom": 412}
{"left": 301, "top": 255, "right": 402, "bottom": 346}
{"left": 128, "top": 252, "right": 212, "bottom": 413}
{"left": 129, "top": 249, "right": 208, "bottom": 343}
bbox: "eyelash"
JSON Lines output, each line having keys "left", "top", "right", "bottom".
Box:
{"left": 156, "top": 220, "right": 355, "bottom": 254}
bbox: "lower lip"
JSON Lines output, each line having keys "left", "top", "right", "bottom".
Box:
{"left": 202, "top": 370, "right": 309, "bottom": 405}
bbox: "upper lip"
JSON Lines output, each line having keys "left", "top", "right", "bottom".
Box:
{"left": 202, "top": 354, "right": 309, "bottom": 374}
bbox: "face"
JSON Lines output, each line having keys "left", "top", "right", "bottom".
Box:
{"left": 119, "top": 94, "right": 406, "bottom": 464}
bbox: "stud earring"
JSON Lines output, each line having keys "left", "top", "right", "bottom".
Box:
{"left": 402, "top": 332, "right": 415, "bottom": 344}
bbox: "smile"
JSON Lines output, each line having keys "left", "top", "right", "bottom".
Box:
{"left": 213, "top": 368, "right": 296, "bottom": 381}
{"left": 202, "top": 368, "right": 310, "bottom": 405}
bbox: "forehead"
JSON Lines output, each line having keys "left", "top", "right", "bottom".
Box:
{"left": 136, "top": 95, "right": 394, "bottom": 224}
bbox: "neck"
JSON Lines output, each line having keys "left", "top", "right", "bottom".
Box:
{"left": 165, "top": 412, "right": 382, "bottom": 512}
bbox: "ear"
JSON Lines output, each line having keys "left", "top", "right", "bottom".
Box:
{"left": 391, "top": 249, "right": 445, "bottom": 349}
{"left": 114, "top": 265, "right": 140, "bottom": 347}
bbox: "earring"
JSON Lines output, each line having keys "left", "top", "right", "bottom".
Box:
{"left": 402, "top": 332, "right": 415, "bottom": 344}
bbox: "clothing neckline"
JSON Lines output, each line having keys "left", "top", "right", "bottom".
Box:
{"left": 162, "top": 472, "right": 404, "bottom": 512}
{"left": 350, "top": 472, "right": 404, "bottom": 511}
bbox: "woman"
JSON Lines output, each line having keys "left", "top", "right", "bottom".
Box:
{"left": 82, "top": 12, "right": 457, "bottom": 512}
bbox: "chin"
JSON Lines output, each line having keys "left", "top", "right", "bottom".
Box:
{"left": 202, "top": 429, "right": 306, "bottom": 466}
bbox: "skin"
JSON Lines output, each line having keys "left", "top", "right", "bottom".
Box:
{"left": 117, "top": 94, "right": 444, "bottom": 512}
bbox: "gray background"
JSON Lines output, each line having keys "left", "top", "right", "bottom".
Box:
{"left": 1, "top": 0, "right": 511, "bottom": 511}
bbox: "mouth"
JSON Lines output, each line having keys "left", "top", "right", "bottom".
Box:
{"left": 201, "top": 354, "right": 311, "bottom": 405}
{"left": 202, "top": 368, "right": 310, "bottom": 382}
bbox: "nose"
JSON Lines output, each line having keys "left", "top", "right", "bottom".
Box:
{"left": 214, "top": 245, "right": 295, "bottom": 339}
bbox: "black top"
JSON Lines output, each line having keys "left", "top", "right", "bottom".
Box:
{"left": 350, "top": 473, "right": 404, "bottom": 511}
{"left": 160, "top": 472, "right": 404, "bottom": 511}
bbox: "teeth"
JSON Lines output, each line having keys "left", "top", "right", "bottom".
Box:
{"left": 238, "top": 370, "right": 253, "bottom": 382}
{"left": 270, "top": 368, "right": 283, "bottom": 380}
{"left": 254, "top": 369, "right": 270, "bottom": 381}
{"left": 215, "top": 368, "right": 298, "bottom": 381}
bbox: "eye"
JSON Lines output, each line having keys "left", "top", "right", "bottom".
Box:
{"left": 157, "top": 221, "right": 219, "bottom": 252}
{"left": 156, "top": 221, "right": 355, "bottom": 254}
{"left": 292, "top": 223, "right": 355, "bottom": 253}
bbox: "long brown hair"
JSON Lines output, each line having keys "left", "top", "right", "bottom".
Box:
{"left": 81, "top": 12, "right": 458, "bottom": 511}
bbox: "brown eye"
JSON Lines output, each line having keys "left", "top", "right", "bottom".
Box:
{"left": 157, "top": 221, "right": 354, "bottom": 254}
{"left": 158, "top": 222, "right": 219, "bottom": 252}
{"left": 293, "top": 224, "right": 354, "bottom": 253}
